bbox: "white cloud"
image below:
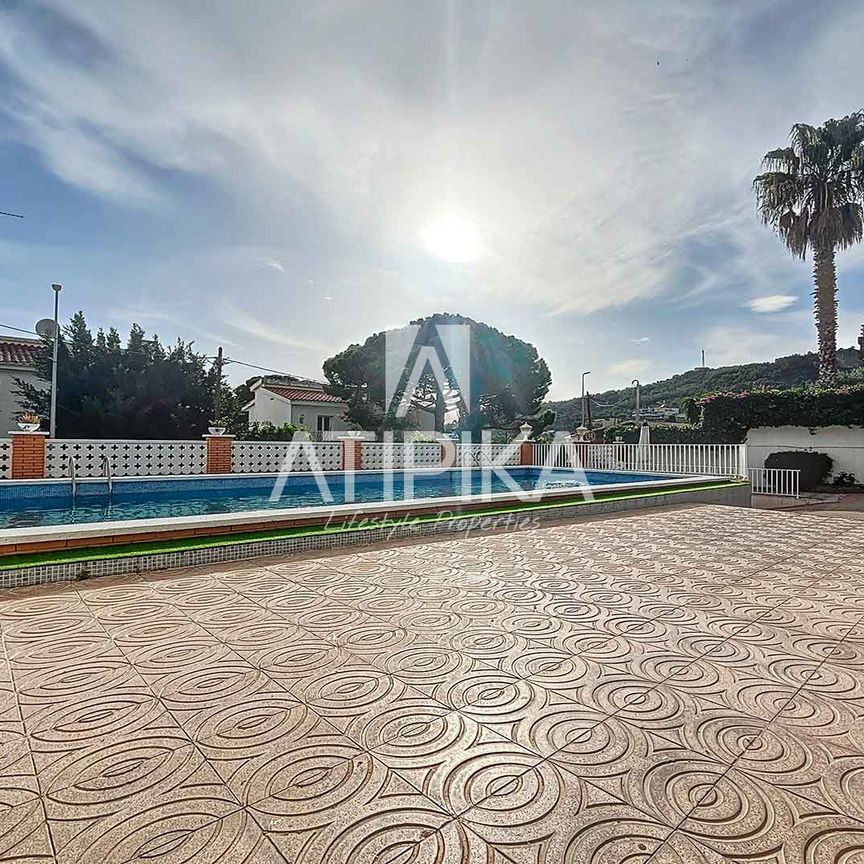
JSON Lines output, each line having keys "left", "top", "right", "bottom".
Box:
{"left": 260, "top": 258, "right": 285, "bottom": 272}
{"left": 747, "top": 295, "right": 797, "bottom": 314}
{"left": 2, "top": 0, "right": 863, "bottom": 399}
{"left": 609, "top": 358, "right": 651, "bottom": 377}
{"left": 3, "top": 0, "right": 846, "bottom": 317}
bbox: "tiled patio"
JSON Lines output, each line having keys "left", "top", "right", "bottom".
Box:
{"left": 2, "top": 504, "right": 864, "bottom": 863}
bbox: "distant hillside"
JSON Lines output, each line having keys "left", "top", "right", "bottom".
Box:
{"left": 546, "top": 347, "right": 861, "bottom": 429}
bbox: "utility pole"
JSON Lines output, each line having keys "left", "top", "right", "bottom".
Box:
{"left": 49, "top": 284, "right": 62, "bottom": 438}
{"left": 213, "top": 346, "right": 224, "bottom": 423}
{"left": 701, "top": 349, "right": 706, "bottom": 368}
{"left": 580, "top": 371, "right": 591, "bottom": 428}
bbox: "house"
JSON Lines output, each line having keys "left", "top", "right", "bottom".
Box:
{"left": 0, "top": 337, "right": 43, "bottom": 434}
{"left": 244, "top": 378, "right": 353, "bottom": 437}
{"left": 243, "top": 376, "right": 438, "bottom": 437}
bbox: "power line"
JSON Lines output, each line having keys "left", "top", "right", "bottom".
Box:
{"left": 222, "top": 357, "right": 297, "bottom": 377}
{"left": 0, "top": 210, "right": 24, "bottom": 219}
{"left": 0, "top": 323, "right": 38, "bottom": 336}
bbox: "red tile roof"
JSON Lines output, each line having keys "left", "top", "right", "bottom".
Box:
{"left": 266, "top": 385, "right": 344, "bottom": 404}
{"left": 0, "top": 337, "right": 40, "bottom": 367}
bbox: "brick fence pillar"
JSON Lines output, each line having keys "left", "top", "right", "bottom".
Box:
{"left": 10, "top": 431, "right": 49, "bottom": 479}
{"left": 204, "top": 434, "right": 235, "bottom": 474}
{"left": 519, "top": 440, "right": 533, "bottom": 465}
{"left": 341, "top": 438, "right": 363, "bottom": 471}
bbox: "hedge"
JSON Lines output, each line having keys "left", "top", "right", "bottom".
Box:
{"left": 603, "top": 385, "right": 864, "bottom": 444}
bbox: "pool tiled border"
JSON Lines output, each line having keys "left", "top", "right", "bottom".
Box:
{"left": 0, "top": 481, "right": 749, "bottom": 589}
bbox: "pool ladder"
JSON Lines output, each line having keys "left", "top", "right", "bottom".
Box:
{"left": 101, "top": 455, "right": 114, "bottom": 505}
{"left": 67, "top": 457, "right": 78, "bottom": 507}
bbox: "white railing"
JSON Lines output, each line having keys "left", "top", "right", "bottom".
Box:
{"left": 0, "top": 439, "right": 10, "bottom": 480}
{"left": 232, "top": 441, "right": 342, "bottom": 473}
{"left": 453, "top": 443, "right": 521, "bottom": 468}
{"left": 748, "top": 467, "right": 800, "bottom": 498}
{"left": 531, "top": 442, "right": 747, "bottom": 478}
{"left": 45, "top": 439, "right": 207, "bottom": 478}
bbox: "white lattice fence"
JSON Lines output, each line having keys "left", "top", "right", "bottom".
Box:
{"left": 232, "top": 441, "right": 342, "bottom": 473}
{"left": 0, "top": 439, "right": 10, "bottom": 480}
{"left": 45, "top": 440, "right": 207, "bottom": 478}
{"left": 454, "top": 443, "right": 520, "bottom": 467}
{"left": 361, "top": 442, "right": 443, "bottom": 470}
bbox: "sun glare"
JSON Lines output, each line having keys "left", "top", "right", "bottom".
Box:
{"left": 421, "top": 214, "right": 481, "bottom": 263}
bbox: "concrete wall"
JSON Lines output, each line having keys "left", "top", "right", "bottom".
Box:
{"left": 0, "top": 367, "right": 43, "bottom": 435}
{"left": 746, "top": 426, "right": 864, "bottom": 479}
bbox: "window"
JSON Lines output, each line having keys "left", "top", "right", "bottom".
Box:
{"left": 297, "top": 414, "right": 305, "bottom": 426}
{"left": 317, "top": 415, "right": 332, "bottom": 432}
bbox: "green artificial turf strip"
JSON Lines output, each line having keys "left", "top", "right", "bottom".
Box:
{"left": 0, "top": 480, "right": 746, "bottom": 572}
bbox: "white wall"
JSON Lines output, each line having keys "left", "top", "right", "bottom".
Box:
{"left": 292, "top": 404, "right": 349, "bottom": 433}
{"left": 0, "top": 367, "right": 43, "bottom": 434}
{"left": 248, "top": 389, "right": 292, "bottom": 425}
{"left": 247, "top": 389, "right": 350, "bottom": 432}
{"left": 746, "top": 426, "right": 864, "bottom": 479}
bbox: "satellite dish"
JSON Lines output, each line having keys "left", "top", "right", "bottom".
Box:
{"left": 35, "top": 318, "right": 58, "bottom": 339}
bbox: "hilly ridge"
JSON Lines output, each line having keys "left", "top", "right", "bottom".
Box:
{"left": 546, "top": 347, "right": 861, "bottom": 428}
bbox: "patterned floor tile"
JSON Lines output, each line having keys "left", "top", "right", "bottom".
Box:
{"left": 3, "top": 506, "right": 864, "bottom": 862}
{"left": 0, "top": 790, "right": 54, "bottom": 862}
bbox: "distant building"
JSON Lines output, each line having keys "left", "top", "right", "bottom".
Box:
{"left": 637, "top": 404, "right": 683, "bottom": 422}
{"left": 243, "top": 376, "right": 437, "bottom": 437}
{"left": 0, "top": 337, "right": 43, "bottom": 433}
{"left": 243, "top": 378, "right": 352, "bottom": 437}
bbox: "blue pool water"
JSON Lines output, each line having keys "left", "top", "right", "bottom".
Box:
{"left": 0, "top": 468, "right": 676, "bottom": 528}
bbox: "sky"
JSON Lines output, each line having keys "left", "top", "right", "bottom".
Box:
{"left": 1, "top": 0, "right": 863, "bottom": 401}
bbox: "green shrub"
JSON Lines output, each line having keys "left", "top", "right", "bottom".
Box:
{"left": 602, "top": 422, "right": 711, "bottom": 444}
{"left": 604, "top": 385, "right": 864, "bottom": 444}
{"left": 243, "top": 422, "right": 302, "bottom": 441}
{"left": 765, "top": 451, "right": 833, "bottom": 491}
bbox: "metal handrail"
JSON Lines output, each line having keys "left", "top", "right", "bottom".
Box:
{"left": 67, "top": 457, "right": 77, "bottom": 506}
{"left": 101, "top": 454, "right": 113, "bottom": 503}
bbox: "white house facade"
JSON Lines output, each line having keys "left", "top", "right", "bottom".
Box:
{"left": 0, "top": 337, "right": 43, "bottom": 434}
{"left": 244, "top": 380, "right": 351, "bottom": 436}
{"left": 244, "top": 377, "right": 438, "bottom": 437}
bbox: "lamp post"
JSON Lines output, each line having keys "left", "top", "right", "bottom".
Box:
{"left": 632, "top": 378, "right": 641, "bottom": 423}
{"left": 580, "top": 371, "right": 591, "bottom": 428}
{"left": 49, "top": 284, "right": 61, "bottom": 438}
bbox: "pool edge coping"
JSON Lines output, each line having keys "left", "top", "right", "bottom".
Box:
{"left": 0, "top": 479, "right": 748, "bottom": 572}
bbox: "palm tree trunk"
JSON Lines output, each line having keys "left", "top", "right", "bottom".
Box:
{"left": 813, "top": 243, "right": 838, "bottom": 385}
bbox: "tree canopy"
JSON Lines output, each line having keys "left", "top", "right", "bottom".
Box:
{"left": 322, "top": 313, "right": 551, "bottom": 436}
{"left": 15, "top": 312, "right": 220, "bottom": 439}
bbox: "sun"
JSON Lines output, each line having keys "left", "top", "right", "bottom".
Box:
{"left": 421, "top": 214, "right": 481, "bottom": 263}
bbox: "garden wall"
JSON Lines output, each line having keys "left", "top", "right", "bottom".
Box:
{"left": 746, "top": 426, "right": 864, "bottom": 479}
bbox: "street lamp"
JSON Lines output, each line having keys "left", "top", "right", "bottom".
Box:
{"left": 50, "top": 284, "right": 61, "bottom": 438}
{"left": 581, "top": 371, "right": 591, "bottom": 427}
{"left": 632, "top": 378, "right": 641, "bottom": 423}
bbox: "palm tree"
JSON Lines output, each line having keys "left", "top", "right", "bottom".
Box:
{"left": 754, "top": 112, "right": 864, "bottom": 384}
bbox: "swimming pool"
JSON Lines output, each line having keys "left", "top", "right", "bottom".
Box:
{"left": 0, "top": 467, "right": 676, "bottom": 528}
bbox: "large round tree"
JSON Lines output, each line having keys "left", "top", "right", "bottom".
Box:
{"left": 323, "top": 313, "right": 551, "bottom": 436}
{"left": 754, "top": 112, "right": 864, "bottom": 384}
